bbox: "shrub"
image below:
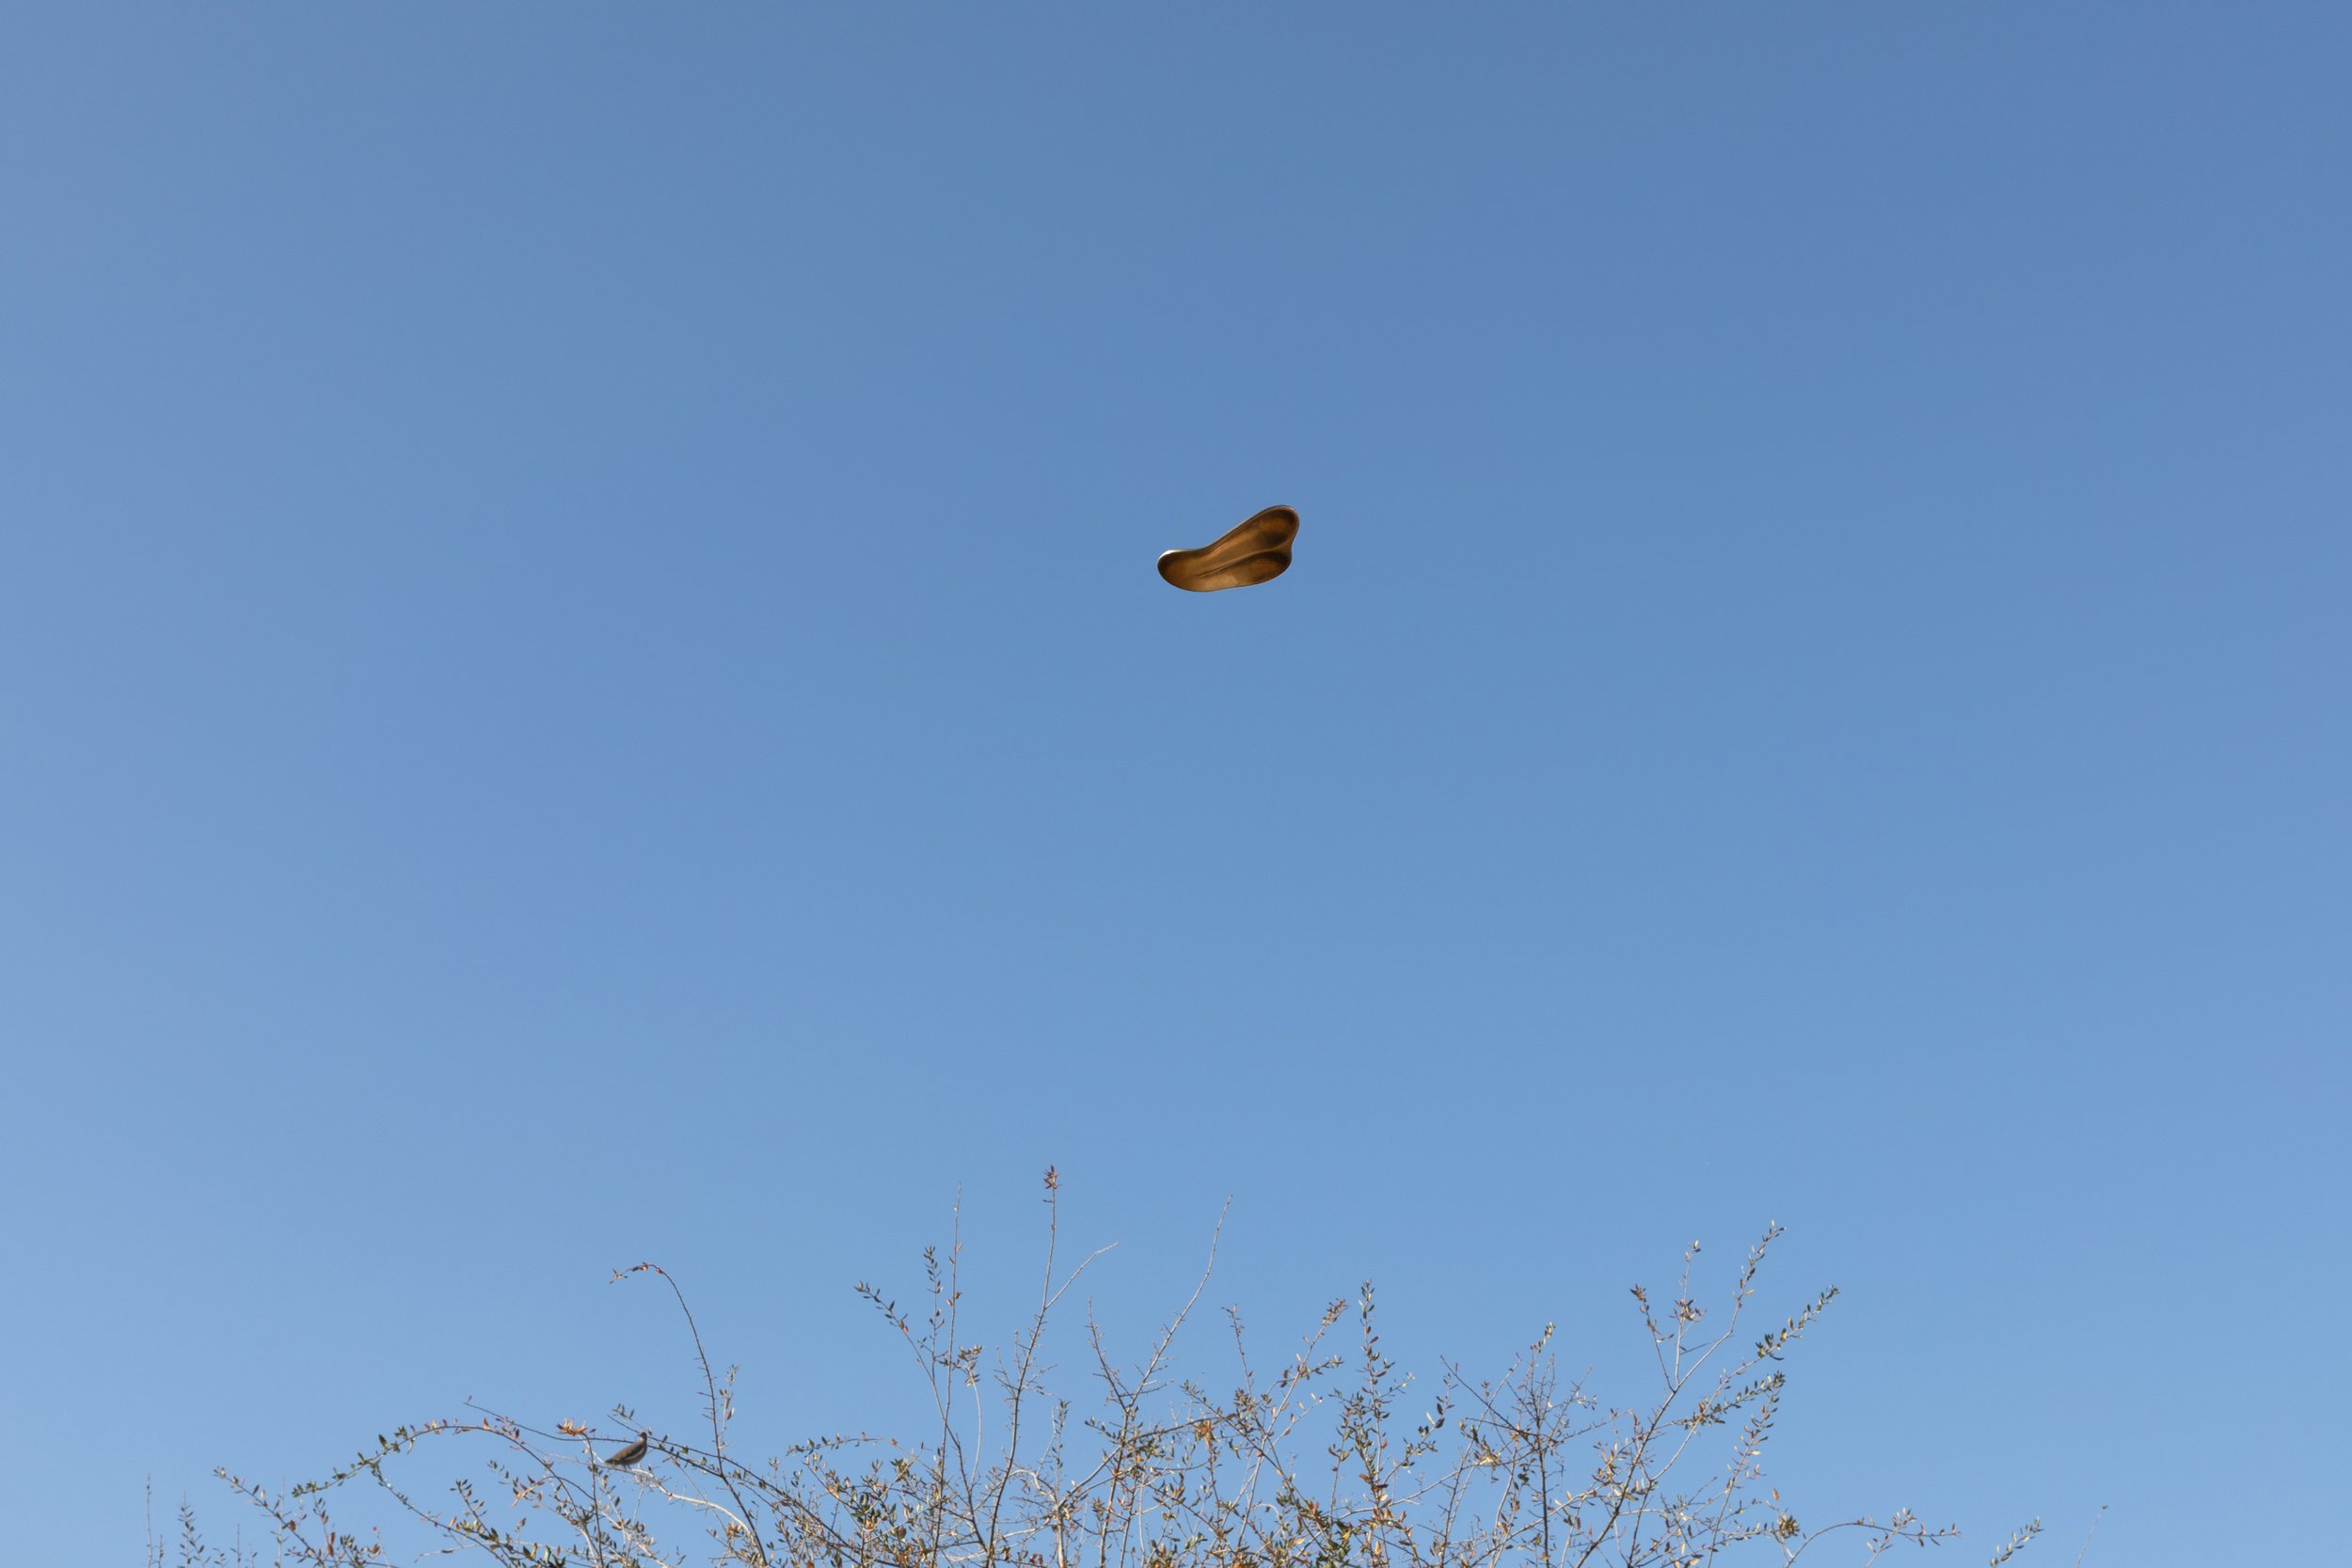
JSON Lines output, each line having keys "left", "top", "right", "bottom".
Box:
{"left": 219, "top": 1173, "right": 2038, "bottom": 1568}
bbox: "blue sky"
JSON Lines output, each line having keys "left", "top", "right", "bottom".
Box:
{"left": 3, "top": 5, "right": 2346, "bottom": 1563}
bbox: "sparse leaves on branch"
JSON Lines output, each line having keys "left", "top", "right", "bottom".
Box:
{"left": 212, "top": 1183, "right": 2034, "bottom": 1568}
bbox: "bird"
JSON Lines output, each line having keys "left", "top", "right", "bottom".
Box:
{"left": 599, "top": 1431, "right": 651, "bottom": 1469}
{"left": 1157, "top": 505, "right": 1298, "bottom": 592}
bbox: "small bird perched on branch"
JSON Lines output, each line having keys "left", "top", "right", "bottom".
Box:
{"left": 600, "top": 1431, "right": 651, "bottom": 1469}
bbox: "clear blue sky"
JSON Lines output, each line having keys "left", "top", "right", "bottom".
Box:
{"left": 4, "top": 6, "right": 2345, "bottom": 1563}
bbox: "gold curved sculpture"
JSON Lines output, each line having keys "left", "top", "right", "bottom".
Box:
{"left": 1157, "top": 506, "right": 1299, "bottom": 592}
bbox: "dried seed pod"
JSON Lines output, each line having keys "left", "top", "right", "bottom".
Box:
{"left": 1157, "top": 506, "right": 1299, "bottom": 592}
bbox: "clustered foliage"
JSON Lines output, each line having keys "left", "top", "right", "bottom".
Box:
{"left": 215, "top": 1174, "right": 2038, "bottom": 1568}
